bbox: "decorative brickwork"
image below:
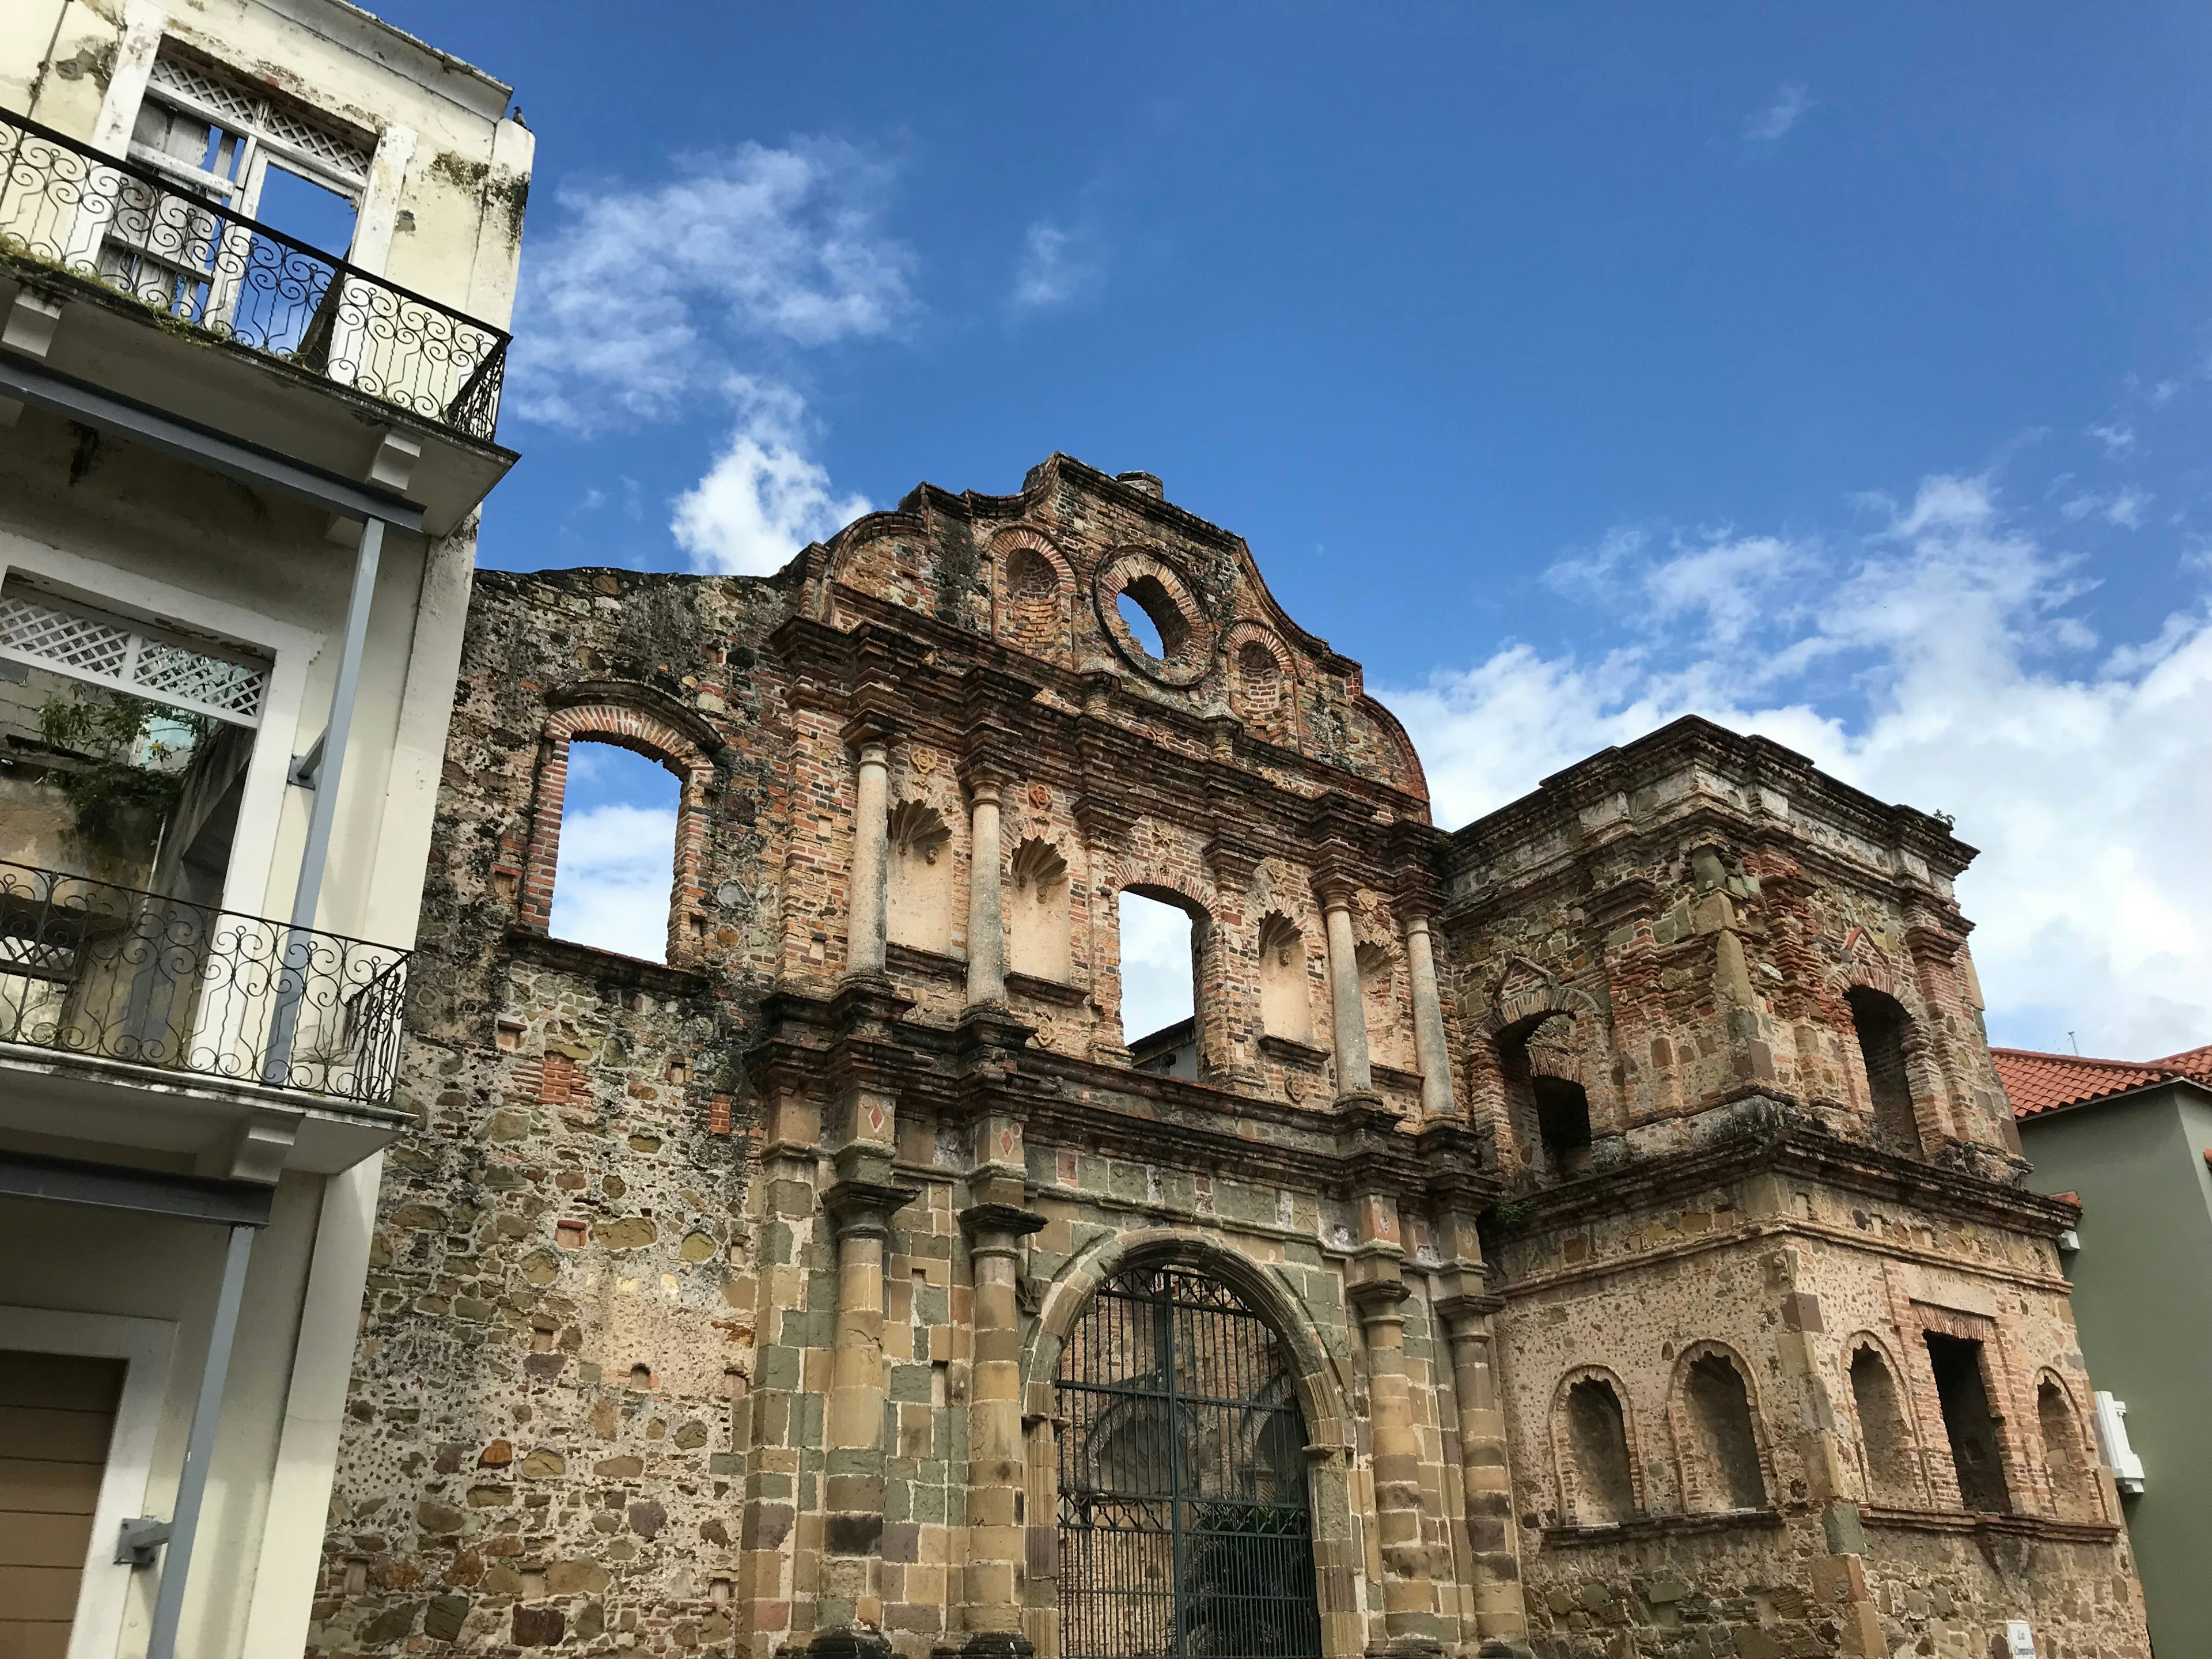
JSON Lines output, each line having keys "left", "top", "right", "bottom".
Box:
{"left": 320, "top": 455, "right": 2147, "bottom": 1659}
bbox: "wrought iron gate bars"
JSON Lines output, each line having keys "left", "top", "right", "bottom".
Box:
{"left": 1055, "top": 1265, "right": 1324, "bottom": 1659}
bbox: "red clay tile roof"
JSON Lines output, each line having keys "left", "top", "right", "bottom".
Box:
{"left": 2155, "top": 1044, "right": 2212, "bottom": 1085}
{"left": 1994, "top": 1045, "right": 2210, "bottom": 1120}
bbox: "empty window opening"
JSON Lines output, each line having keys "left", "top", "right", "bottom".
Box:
{"left": 1849, "top": 1346, "right": 1919, "bottom": 1505}
{"left": 1257, "top": 912, "right": 1313, "bottom": 1043}
{"left": 1499, "top": 1013, "right": 1592, "bottom": 1177}
{"left": 1925, "top": 1333, "right": 2011, "bottom": 1513}
{"left": 2037, "top": 1380, "right": 2098, "bottom": 1521}
{"left": 886, "top": 800, "right": 954, "bottom": 953}
{"left": 1116, "top": 590, "right": 1165, "bottom": 658}
{"left": 1848, "top": 987, "right": 1923, "bottom": 1156}
{"left": 1119, "top": 888, "right": 1199, "bottom": 1075}
{"left": 1007, "top": 837, "right": 1071, "bottom": 982}
{"left": 1114, "top": 577, "right": 1190, "bottom": 663}
{"left": 548, "top": 742, "right": 680, "bottom": 963}
{"left": 1680, "top": 1354, "right": 1767, "bottom": 1511}
{"left": 1564, "top": 1377, "right": 1636, "bottom": 1524}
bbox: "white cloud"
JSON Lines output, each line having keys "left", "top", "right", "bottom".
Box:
{"left": 1382, "top": 473, "right": 2212, "bottom": 1059}
{"left": 1010, "top": 219, "right": 1103, "bottom": 314}
{"left": 510, "top": 139, "right": 915, "bottom": 430}
{"left": 671, "top": 377, "right": 872, "bottom": 576}
{"left": 1550, "top": 525, "right": 1805, "bottom": 647}
{"left": 2059, "top": 486, "right": 2152, "bottom": 528}
{"left": 548, "top": 802, "right": 679, "bottom": 963}
{"left": 2087, "top": 422, "right": 2137, "bottom": 456}
{"left": 1746, "top": 83, "right": 1814, "bottom": 143}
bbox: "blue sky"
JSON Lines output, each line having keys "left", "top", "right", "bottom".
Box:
{"left": 397, "top": 1, "right": 2212, "bottom": 1058}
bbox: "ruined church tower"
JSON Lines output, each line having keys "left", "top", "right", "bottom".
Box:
{"left": 317, "top": 457, "right": 2147, "bottom": 1658}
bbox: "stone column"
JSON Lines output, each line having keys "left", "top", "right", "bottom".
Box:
{"left": 1348, "top": 1237, "right": 1441, "bottom": 1659}
{"left": 957, "top": 1200, "right": 1047, "bottom": 1658}
{"left": 1402, "top": 914, "right": 1456, "bottom": 1122}
{"left": 1435, "top": 1299, "right": 1528, "bottom": 1650}
{"left": 964, "top": 770, "right": 1007, "bottom": 1007}
{"left": 1320, "top": 878, "right": 1374, "bottom": 1099}
{"left": 848, "top": 726, "right": 892, "bottom": 978}
{"left": 812, "top": 1162, "right": 919, "bottom": 1659}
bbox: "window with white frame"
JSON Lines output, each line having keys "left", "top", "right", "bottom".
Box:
{"left": 100, "top": 49, "right": 371, "bottom": 347}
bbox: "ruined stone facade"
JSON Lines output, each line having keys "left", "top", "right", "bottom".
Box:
{"left": 316, "top": 456, "right": 2150, "bottom": 1659}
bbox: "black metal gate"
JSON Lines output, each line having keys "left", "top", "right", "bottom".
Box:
{"left": 1055, "top": 1265, "right": 1324, "bottom": 1659}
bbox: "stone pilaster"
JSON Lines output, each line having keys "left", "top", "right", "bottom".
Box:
{"left": 1347, "top": 1219, "right": 1442, "bottom": 1659}
{"left": 1320, "top": 877, "right": 1374, "bottom": 1099}
{"left": 810, "top": 1146, "right": 921, "bottom": 1659}
{"left": 1403, "top": 912, "right": 1457, "bottom": 1123}
{"left": 846, "top": 719, "right": 893, "bottom": 978}
{"left": 955, "top": 1198, "right": 1047, "bottom": 1659}
{"left": 963, "top": 767, "right": 1007, "bottom": 1008}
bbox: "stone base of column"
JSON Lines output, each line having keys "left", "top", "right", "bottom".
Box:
{"left": 808, "top": 1626, "right": 894, "bottom": 1659}
{"left": 1366, "top": 1639, "right": 1445, "bottom": 1659}
{"left": 931, "top": 1634, "right": 1036, "bottom": 1659}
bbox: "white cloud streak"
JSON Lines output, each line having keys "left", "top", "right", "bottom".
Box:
{"left": 1746, "top": 83, "right": 1814, "bottom": 143}
{"left": 671, "top": 377, "right": 873, "bottom": 577}
{"left": 1382, "top": 474, "right": 2212, "bottom": 1059}
{"left": 510, "top": 139, "right": 915, "bottom": 431}
{"left": 1010, "top": 219, "right": 1103, "bottom": 314}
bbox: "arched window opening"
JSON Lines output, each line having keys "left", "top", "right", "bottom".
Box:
{"left": 1848, "top": 1344, "right": 1919, "bottom": 1505}
{"left": 1120, "top": 888, "right": 1200, "bottom": 1077}
{"left": 1115, "top": 576, "right": 1190, "bottom": 665}
{"left": 1356, "top": 943, "right": 1403, "bottom": 1070}
{"left": 1680, "top": 1353, "right": 1767, "bottom": 1511}
{"left": 549, "top": 741, "right": 681, "bottom": 963}
{"left": 1499, "top": 1013, "right": 1593, "bottom": 1177}
{"left": 1925, "top": 1333, "right": 2012, "bottom": 1513}
{"left": 1116, "top": 590, "right": 1165, "bottom": 658}
{"left": 1256, "top": 912, "right": 1312, "bottom": 1043}
{"left": 1007, "top": 836, "right": 1071, "bottom": 982}
{"left": 2037, "top": 1380, "right": 2099, "bottom": 1521}
{"left": 1055, "top": 1264, "right": 1323, "bottom": 1659}
{"left": 886, "top": 800, "right": 953, "bottom": 954}
{"left": 1848, "top": 986, "right": 1923, "bottom": 1156}
{"left": 1563, "top": 1377, "right": 1637, "bottom": 1524}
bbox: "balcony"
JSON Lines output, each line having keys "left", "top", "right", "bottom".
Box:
{"left": 0, "top": 861, "right": 413, "bottom": 1177}
{"left": 0, "top": 105, "right": 517, "bottom": 534}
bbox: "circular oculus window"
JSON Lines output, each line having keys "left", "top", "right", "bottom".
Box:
{"left": 1094, "top": 550, "right": 1213, "bottom": 685}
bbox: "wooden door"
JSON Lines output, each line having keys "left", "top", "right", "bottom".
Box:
{"left": 0, "top": 1350, "right": 126, "bottom": 1659}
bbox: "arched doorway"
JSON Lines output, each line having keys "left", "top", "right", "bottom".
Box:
{"left": 1055, "top": 1264, "right": 1323, "bottom": 1659}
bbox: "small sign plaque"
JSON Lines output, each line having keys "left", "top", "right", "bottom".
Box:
{"left": 2006, "top": 1621, "right": 2037, "bottom": 1659}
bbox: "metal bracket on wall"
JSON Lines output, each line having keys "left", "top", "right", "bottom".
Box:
{"left": 115, "top": 1516, "right": 173, "bottom": 1568}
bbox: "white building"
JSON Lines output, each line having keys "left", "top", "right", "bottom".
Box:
{"left": 0, "top": 4, "right": 529, "bottom": 1654}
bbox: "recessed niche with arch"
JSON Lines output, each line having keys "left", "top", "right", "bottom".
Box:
{"left": 2036, "top": 1376, "right": 2101, "bottom": 1522}
{"left": 1001, "top": 543, "right": 1064, "bottom": 657}
{"left": 1257, "top": 911, "right": 1313, "bottom": 1043}
{"left": 1120, "top": 887, "right": 1202, "bottom": 1077}
{"left": 1847, "top": 986, "right": 1924, "bottom": 1156}
{"left": 1007, "top": 836, "right": 1072, "bottom": 982}
{"left": 1559, "top": 1373, "right": 1638, "bottom": 1524}
{"left": 1498, "top": 1013, "right": 1594, "bottom": 1177}
{"left": 1925, "top": 1331, "right": 2012, "bottom": 1513}
{"left": 1356, "top": 942, "right": 1403, "bottom": 1070}
{"left": 887, "top": 800, "right": 954, "bottom": 953}
{"left": 1676, "top": 1349, "right": 1768, "bottom": 1512}
{"left": 1846, "top": 1341, "right": 1921, "bottom": 1505}
{"left": 548, "top": 741, "right": 682, "bottom": 963}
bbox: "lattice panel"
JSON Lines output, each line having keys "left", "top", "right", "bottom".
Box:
{"left": 0, "top": 593, "right": 267, "bottom": 726}
{"left": 149, "top": 53, "right": 370, "bottom": 184}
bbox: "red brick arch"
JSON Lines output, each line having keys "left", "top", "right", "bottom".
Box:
{"left": 518, "top": 702, "right": 718, "bottom": 965}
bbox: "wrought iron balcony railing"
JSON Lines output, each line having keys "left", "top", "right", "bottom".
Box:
{"left": 0, "top": 861, "right": 410, "bottom": 1107}
{"left": 0, "top": 105, "right": 508, "bottom": 442}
